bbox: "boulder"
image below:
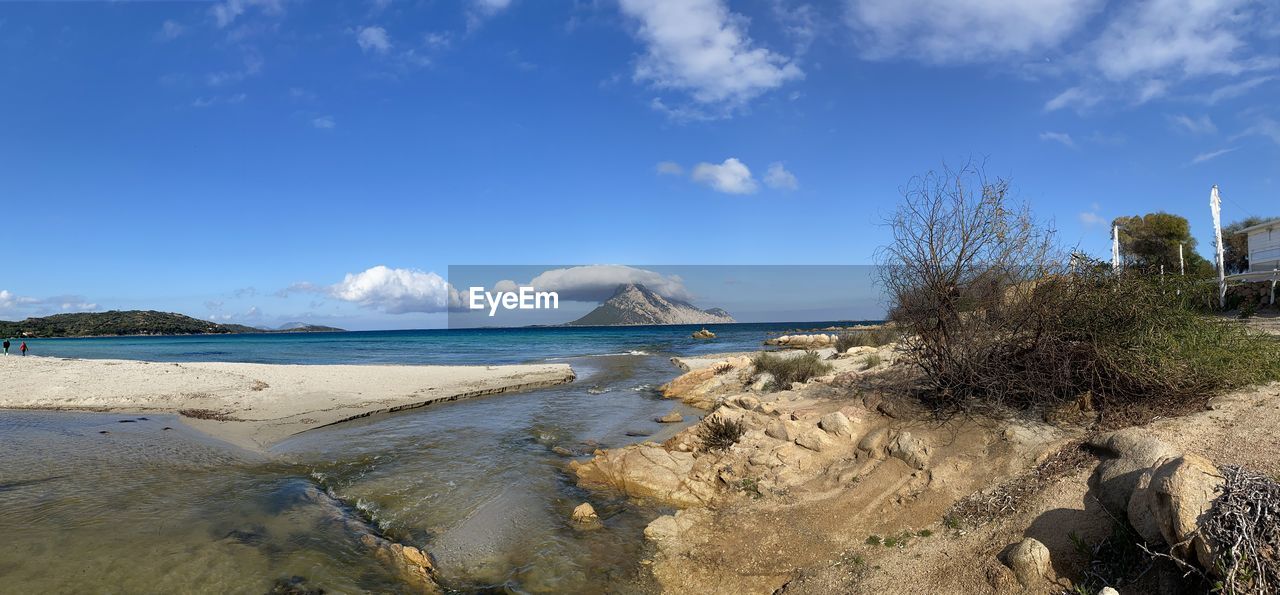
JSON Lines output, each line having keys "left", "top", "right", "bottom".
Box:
{"left": 1087, "top": 429, "right": 1180, "bottom": 514}
{"left": 750, "top": 372, "right": 775, "bottom": 392}
{"left": 796, "top": 429, "right": 834, "bottom": 452}
{"left": 818, "top": 411, "right": 859, "bottom": 439}
{"left": 659, "top": 357, "right": 751, "bottom": 409}
{"left": 691, "top": 329, "right": 715, "bottom": 339}
{"left": 571, "top": 502, "right": 599, "bottom": 523}
{"left": 656, "top": 410, "right": 684, "bottom": 423}
{"left": 569, "top": 444, "right": 715, "bottom": 508}
{"left": 765, "top": 419, "right": 796, "bottom": 442}
{"left": 1142, "top": 454, "right": 1224, "bottom": 569}
{"left": 1098, "top": 588, "right": 1120, "bottom": 595}
{"left": 889, "top": 431, "right": 930, "bottom": 470}
{"left": 1126, "top": 468, "right": 1165, "bottom": 544}
{"left": 1004, "top": 537, "right": 1052, "bottom": 588}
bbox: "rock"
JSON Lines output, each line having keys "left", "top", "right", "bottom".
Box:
{"left": 656, "top": 410, "right": 684, "bottom": 423}
{"left": 1005, "top": 537, "right": 1052, "bottom": 588}
{"left": 858, "top": 427, "right": 891, "bottom": 455}
{"left": 734, "top": 395, "right": 761, "bottom": 411}
{"left": 1126, "top": 468, "right": 1165, "bottom": 545}
{"left": 571, "top": 502, "right": 598, "bottom": 523}
{"left": 659, "top": 357, "right": 751, "bottom": 409}
{"left": 1142, "top": 454, "right": 1224, "bottom": 569}
{"left": 796, "top": 429, "right": 834, "bottom": 452}
{"left": 765, "top": 419, "right": 795, "bottom": 441}
{"left": 751, "top": 372, "right": 774, "bottom": 392}
{"left": 691, "top": 329, "right": 716, "bottom": 339}
{"left": 843, "top": 345, "right": 876, "bottom": 357}
{"left": 552, "top": 446, "right": 575, "bottom": 457}
{"left": 889, "top": 431, "right": 930, "bottom": 469}
{"left": 1098, "top": 588, "right": 1120, "bottom": 595}
{"left": 1087, "top": 429, "right": 1180, "bottom": 514}
{"left": 764, "top": 334, "right": 838, "bottom": 349}
{"left": 569, "top": 444, "right": 715, "bottom": 508}
{"left": 818, "top": 411, "right": 858, "bottom": 439}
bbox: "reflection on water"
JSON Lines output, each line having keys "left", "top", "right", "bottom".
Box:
{"left": 0, "top": 354, "right": 698, "bottom": 593}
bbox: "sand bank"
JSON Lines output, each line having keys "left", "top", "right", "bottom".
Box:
{"left": 0, "top": 356, "right": 575, "bottom": 450}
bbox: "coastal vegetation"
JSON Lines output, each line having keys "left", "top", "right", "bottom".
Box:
{"left": 834, "top": 326, "right": 899, "bottom": 352}
{"left": 877, "top": 163, "right": 1280, "bottom": 418}
{"left": 697, "top": 415, "right": 746, "bottom": 452}
{"left": 751, "top": 351, "right": 832, "bottom": 391}
{"left": 0, "top": 310, "right": 342, "bottom": 338}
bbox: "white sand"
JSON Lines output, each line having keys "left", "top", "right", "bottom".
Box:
{"left": 0, "top": 356, "right": 575, "bottom": 451}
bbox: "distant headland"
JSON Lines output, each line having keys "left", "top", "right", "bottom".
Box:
{"left": 0, "top": 310, "right": 343, "bottom": 338}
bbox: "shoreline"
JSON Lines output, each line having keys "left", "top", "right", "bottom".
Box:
{"left": 0, "top": 355, "right": 575, "bottom": 451}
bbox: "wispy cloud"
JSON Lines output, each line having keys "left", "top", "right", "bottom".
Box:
{"left": 655, "top": 161, "right": 684, "bottom": 176}
{"left": 1204, "top": 75, "right": 1276, "bottom": 104}
{"left": 619, "top": 0, "right": 803, "bottom": 119}
{"left": 845, "top": 0, "right": 1102, "bottom": 64}
{"left": 156, "top": 20, "right": 185, "bottom": 42}
{"left": 1044, "top": 87, "right": 1101, "bottom": 113}
{"left": 356, "top": 26, "right": 391, "bottom": 54}
{"left": 1168, "top": 114, "right": 1217, "bottom": 135}
{"left": 210, "top": 0, "right": 285, "bottom": 29}
{"left": 1038, "top": 131, "right": 1076, "bottom": 148}
{"left": 1189, "top": 147, "right": 1238, "bottom": 165}
{"left": 311, "top": 115, "right": 336, "bottom": 129}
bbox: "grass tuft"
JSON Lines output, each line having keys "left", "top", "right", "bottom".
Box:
{"left": 752, "top": 351, "right": 833, "bottom": 391}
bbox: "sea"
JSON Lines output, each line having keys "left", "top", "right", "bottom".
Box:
{"left": 0, "top": 322, "right": 872, "bottom": 593}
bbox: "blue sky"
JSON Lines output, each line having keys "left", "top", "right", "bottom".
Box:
{"left": 1, "top": 0, "right": 1277, "bottom": 329}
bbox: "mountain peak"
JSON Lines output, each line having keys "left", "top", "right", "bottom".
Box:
{"left": 567, "top": 283, "right": 734, "bottom": 326}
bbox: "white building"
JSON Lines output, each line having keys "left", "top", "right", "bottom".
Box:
{"left": 1228, "top": 218, "right": 1280, "bottom": 304}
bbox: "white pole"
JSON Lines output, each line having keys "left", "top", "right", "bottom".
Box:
{"left": 1111, "top": 225, "right": 1121, "bottom": 273}
{"left": 1210, "top": 185, "right": 1226, "bottom": 309}
{"left": 1178, "top": 243, "right": 1185, "bottom": 276}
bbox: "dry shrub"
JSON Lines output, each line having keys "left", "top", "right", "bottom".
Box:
{"left": 178, "top": 408, "right": 240, "bottom": 421}
{"left": 878, "top": 162, "right": 1280, "bottom": 414}
{"left": 698, "top": 416, "right": 746, "bottom": 452}
{"left": 1202, "top": 466, "right": 1280, "bottom": 594}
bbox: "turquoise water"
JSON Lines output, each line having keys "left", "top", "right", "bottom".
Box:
{"left": 20, "top": 321, "right": 872, "bottom": 365}
{"left": 0, "top": 322, "right": 876, "bottom": 592}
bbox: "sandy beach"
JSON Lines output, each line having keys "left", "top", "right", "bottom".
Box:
{"left": 0, "top": 355, "right": 576, "bottom": 450}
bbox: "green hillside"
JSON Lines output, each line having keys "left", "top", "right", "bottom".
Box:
{"left": 0, "top": 310, "right": 343, "bottom": 338}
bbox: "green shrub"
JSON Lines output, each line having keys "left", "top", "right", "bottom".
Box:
{"left": 835, "top": 327, "right": 900, "bottom": 352}
{"left": 860, "top": 354, "right": 882, "bottom": 370}
{"left": 752, "top": 351, "right": 833, "bottom": 390}
{"left": 697, "top": 416, "right": 746, "bottom": 451}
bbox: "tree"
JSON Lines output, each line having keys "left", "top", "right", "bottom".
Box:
{"left": 1112, "top": 212, "right": 1212, "bottom": 276}
{"left": 1223, "top": 216, "right": 1278, "bottom": 275}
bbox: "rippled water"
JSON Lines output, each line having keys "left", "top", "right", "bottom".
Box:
{"left": 0, "top": 353, "right": 700, "bottom": 593}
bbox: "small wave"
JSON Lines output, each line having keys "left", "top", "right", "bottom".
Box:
{"left": 630, "top": 384, "right": 654, "bottom": 392}
{"left": 586, "top": 386, "right": 611, "bottom": 395}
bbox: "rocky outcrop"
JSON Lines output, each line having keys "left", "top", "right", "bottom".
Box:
{"left": 302, "top": 484, "right": 439, "bottom": 593}
{"left": 568, "top": 444, "right": 718, "bottom": 508}
{"left": 1087, "top": 428, "right": 1180, "bottom": 514}
{"left": 659, "top": 356, "right": 753, "bottom": 409}
{"left": 764, "top": 334, "right": 838, "bottom": 349}
{"left": 691, "top": 329, "right": 716, "bottom": 339}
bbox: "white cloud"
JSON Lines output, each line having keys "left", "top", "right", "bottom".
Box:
{"left": 312, "top": 115, "right": 336, "bottom": 129}
{"left": 330, "top": 266, "right": 460, "bottom": 314}
{"left": 1078, "top": 203, "right": 1105, "bottom": 226}
{"left": 1038, "top": 131, "right": 1076, "bottom": 148}
{"left": 1091, "top": 0, "right": 1267, "bottom": 83}
{"left": 655, "top": 161, "right": 684, "bottom": 176}
{"left": 1204, "top": 75, "right": 1276, "bottom": 104}
{"left": 691, "top": 158, "right": 758, "bottom": 194}
{"left": 515, "top": 265, "right": 694, "bottom": 303}
{"left": 1169, "top": 114, "right": 1217, "bottom": 135}
{"left": 1235, "top": 117, "right": 1280, "bottom": 146}
{"left": 1044, "top": 86, "right": 1102, "bottom": 112}
{"left": 618, "top": 0, "right": 803, "bottom": 115}
{"left": 1, "top": 290, "right": 98, "bottom": 317}
{"left": 845, "top": 0, "right": 1102, "bottom": 64}
{"left": 357, "top": 26, "right": 391, "bottom": 54}
{"left": 467, "top": 0, "right": 513, "bottom": 29}
{"left": 763, "top": 162, "right": 799, "bottom": 190}
{"left": 192, "top": 93, "right": 247, "bottom": 108}
{"left": 210, "top": 0, "right": 285, "bottom": 28}
{"left": 1189, "top": 147, "right": 1239, "bottom": 165}
{"left": 156, "top": 20, "right": 185, "bottom": 42}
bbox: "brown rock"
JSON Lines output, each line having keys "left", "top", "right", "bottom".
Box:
{"left": 571, "top": 502, "right": 599, "bottom": 523}
{"left": 1143, "top": 454, "right": 1224, "bottom": 568}
{"left": 656, "top": 410, "right": 684, "bottom": 423}
{"left": 569, "top": 444, "right": 714, "bottom": 508}
{"left": 1004, "top": 537, "right": 1052, "bottom": 588}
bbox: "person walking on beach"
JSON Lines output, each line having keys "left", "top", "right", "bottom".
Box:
{"left": 2, "top": 340, "right": 9, "bottom": 355}
{"left": 19, "top": 341, "right": 27, "bottom": 356}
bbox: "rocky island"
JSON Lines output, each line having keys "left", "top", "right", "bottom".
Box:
{"left": 568, "top": 283, "right": 735, "bottom": 326}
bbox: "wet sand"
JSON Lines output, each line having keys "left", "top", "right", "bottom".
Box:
{"left": 0, "top": 356, "right": 576, "bottom": 451}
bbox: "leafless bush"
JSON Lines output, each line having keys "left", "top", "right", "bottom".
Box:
{"left": 1202, "top": 466, "right": 1280, "bottom": 594}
